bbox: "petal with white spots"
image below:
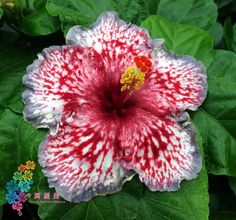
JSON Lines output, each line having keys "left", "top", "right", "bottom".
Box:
{"left": 134, "top": 40, "right": 207, "bottom": 116}
{"left": 22, "top": 46, "right": 105, "bottom": 135}
{"left": 66, "top": 12, "right": 152, "bottom": 85}
{"left": 39, "top": 106, "right": 133, "bottom": 202}
{"left": 118, "top": 107, "right": 201, "bottom": 191}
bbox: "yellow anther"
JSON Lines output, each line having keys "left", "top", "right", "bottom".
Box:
{"left": 120, "top": 66, "right": 145, "bottom": 92}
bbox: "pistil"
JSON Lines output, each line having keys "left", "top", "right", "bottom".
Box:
{"left": 120, "top": 55, "right": 152, "bottom": 93}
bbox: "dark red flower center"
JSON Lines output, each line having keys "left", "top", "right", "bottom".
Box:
{"left": 102, "top": 90, "right": 133, "bottom": 117}
{"left": 100, "top": 55, "right": 152, "bottom": 118}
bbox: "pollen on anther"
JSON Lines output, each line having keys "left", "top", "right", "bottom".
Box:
{"left": 120, "top": 66, "right": 145, "bottom": 92}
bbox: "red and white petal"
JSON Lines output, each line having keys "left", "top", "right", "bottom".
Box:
{"left": 66, "top": 12, "right": 152, "bottom": 84}
{"left": 22, "top": 45, "right": 105, "bottom": 135}
{"left": 39, "top": 106, "right": 133, "bottom": 202}
{"left": 118, "top": 107, "right": 201, "bottom": 191}
{"left": 134, "top": 40, "right": 207, "bottom": 116}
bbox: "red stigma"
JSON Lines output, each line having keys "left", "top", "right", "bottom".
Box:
{"left": 134, "top": 56, "right": 152, "bottom": 73}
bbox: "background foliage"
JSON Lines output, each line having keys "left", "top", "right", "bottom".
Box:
{"left": 0, "top": 0, "right": 236, "bottom": 219}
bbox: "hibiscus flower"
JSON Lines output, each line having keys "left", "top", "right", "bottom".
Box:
{"left": 22, "top": 12, "right": 207, "bottom": 202}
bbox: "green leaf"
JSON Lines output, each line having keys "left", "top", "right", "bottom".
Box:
{"left": 38, "top": 177, "right": 143, "bottom": 220}
{"left": 2, "top": 0, "right": 60, "bottom": 36}
{"left": 46, "top": 0, "right": 217, "bottom": 36}
{"left": 0, "top": 31, "right": 36, "bottom": 113}
{"left": 157, "top": 0, "right": 217, "bottom": 30}
{"left": 192, "top": 50, "right": 236, "bottom": 176}
{"left": 46, "top": 0, "right": 153, "bottom": 34}
{"left": 192, "top": 110, "right": 236, "bottom": 176}
{"left": 228, "top": 177, "right": 236, "bottom": 196}
{"left": 18, "top": 5, "right": 60, "bottom": 36}
{"left": 140, "top": 15, "right": 214, "bottom": 68}
{"left": 46, "top": 0, "right": 113, "bottom": 34}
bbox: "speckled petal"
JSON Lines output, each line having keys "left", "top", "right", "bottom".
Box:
{"left": 22, "top": 46, "right": 105, "bottom": 135}
{"left": 66, "top": 12, "right": 152, "bottom": 85}
{"left": 134, "top": 40, "right": 207, "bottom": 116}
{"left": 39, "top": 106, "right": 133, "bottom": 202}
{"left": 118, "top": 107, "right": 201, "bottom": 191}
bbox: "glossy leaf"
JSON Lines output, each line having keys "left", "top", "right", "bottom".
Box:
{"left": 0, "top": 32, "right": 36, "bottom": 113}
{"left": 140, "top": 15, "right": 214, "bottom": 68}
{"left": 46, "top": 0, "right": 151, "bottom": 34}
{"left": 46, "top": 0, "right": 217, "bottom": 35}
{"left": 38, "top": 177, "right": 142, "bottom": 220}
{"left": 2, "top": 0, "right": 60, "bottom": 36}
{"left": 192, "top": 50, "right": 236, "bottom": 176}
{"left": 157, "top": 0, "right": 217, "bottom": 30}
{"left": 18, "top": 5, "right": 60, "bottom": 36}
